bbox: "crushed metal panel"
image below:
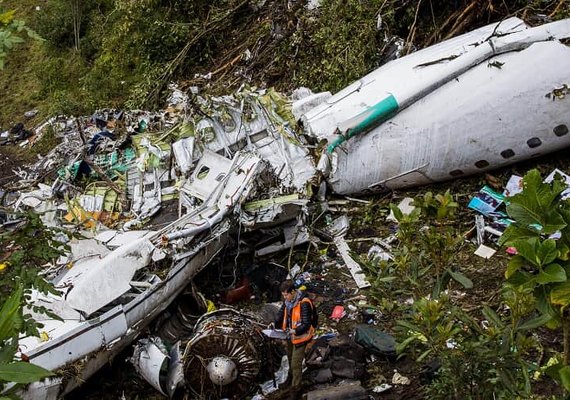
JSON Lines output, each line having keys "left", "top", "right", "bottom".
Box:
{"left": 124, "top": 222, "right": 230, "bottom": 327}
{"left": 25, "top": 290, "right": 83, "bottom": 321}
{"left": 62, "top": 238, "right": 155, "bottom": 315}
{"left": 98, "top": 230, "right": 155, "bottom": 248}
{"left": 164, "top": 152, "right": 262, "bottom": 242}
{"left": 57, "top": 238, "right": 111, "bottom": 265}
{"left": 241, "top": 194, "right": 308, "bottom": 228}
{"left": 253, "top": 132, "right": 315, "bottom": 191}
{"left": 255, "top": 223, "right": 310, "bottom": 257}
{"left": 187, "top": 90, "right": 316, "bottom": 193}
{"left": 334, "top": 237, "right": 371, "bottom": 289}
{"left": 172, "top": 137, "right": 195, "bottom": 174}
{"left": 131, "top": 338, "right": 169, "bottom": 396}
{"left": 182, "top": 149, "right": 233, "bottom": 201}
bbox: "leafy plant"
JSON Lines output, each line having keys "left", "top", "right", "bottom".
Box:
{"left": 499, "top": 169, "right": 570, "bottom": 391}
{"left": 398, "top": 292, "right": 544, "bottom": 399}
{"left": 0, "top": 211, "right": 67, "bottom": 337}
{"left": 396, "top": 295, "right": 464, "bottom": 363}
{"left": 0, "top": 287, "right": 54, "bottom": 396}
{"left": 0, "top": 8, "right": 43, "bottom": 69}
{"left": 413, "top": 190, "right": 459, "bottom": 221}
{"left": 388, "top": 192, "right": 471, "bottom": 299}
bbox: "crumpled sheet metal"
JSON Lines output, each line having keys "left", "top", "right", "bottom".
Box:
{"left": 131, "top": 338, "right": 184, "bottom": 398}
{"left": 163, "top": 151, "right": 263, "bottom": 242}
{"left": 59, "top": 237, "right": 155, "bottom": 316}
{"left": 182, "top": 88, "right": 316, "bottom": 192}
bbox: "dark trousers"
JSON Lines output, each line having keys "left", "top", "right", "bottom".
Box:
{"left": 287, "top": 341, "right": 307, "bottom": 389}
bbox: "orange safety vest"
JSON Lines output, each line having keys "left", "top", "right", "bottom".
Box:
{"left": 281, "top": 297, "right": 315, "bottom": 345}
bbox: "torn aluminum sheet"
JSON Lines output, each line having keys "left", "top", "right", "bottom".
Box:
{"left": 183, "top": 88, "right": 316, "bottom": 192}
{"left": 181, "top": 149, "right": 233, "bottom": 202}
{"left": 58, "top": 237, "right": 155, "bottom": 316}
{"left": 56, "top": 238, "right": 111, "bottom": 265}
{"left": 300, "top": 17, "right": 570, "bottom": 194}
{"left": 241, "top": 194, "right": 309, "bottom": 228}
{"left": 128, "top": 168, "right": 174, "bottom": 228}
{"left": 326, "top": 215, "right": 371, "bottom": 288}
{"left": 14, "top": 183, "right": 60, "bottom": 226}
{"left": 172, "top": 136, "right": 195, "bottom": 174}
{"left": 386, "top": 197, "right": 415, "bottom": 222}
{"left": 94, "top": 229, "right": 154, "bottom": 248}
{"left": 255, "top": 221, "right": 311, "bottom": 257}
{"left": 164, "top": 151, "right": 263, "bottom": 243}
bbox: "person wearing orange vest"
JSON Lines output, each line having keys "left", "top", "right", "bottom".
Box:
{"left": 274, "top": 279, "right": 315, "bottom": 399}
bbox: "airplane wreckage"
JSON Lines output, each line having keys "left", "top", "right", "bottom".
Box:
{"left": 2, "top": 16, "right": 570, "bottom": 399}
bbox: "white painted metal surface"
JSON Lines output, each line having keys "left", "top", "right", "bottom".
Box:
{"left": 60, "top": 238, "right": 155, "bottom": 315}
{"left": 301, "top": 17, "right": 570, "bottom": 194}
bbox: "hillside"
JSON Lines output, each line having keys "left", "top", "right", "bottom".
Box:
{"left": 2, "top": 0, "right": 567, "bottom": 129}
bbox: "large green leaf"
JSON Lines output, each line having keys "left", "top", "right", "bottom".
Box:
{"left": 512, "top": 237, "right": 541, "bottom": 267}
{"left": 0, "top": 361, "right": 53, "bottom": 383}
{"left": 0, "top": 287, "right": 22, "bottom": 341}
{"left": 550, "top": 280, "right": 570, "bottom": 307}
{"left": 507, "top": 271, "right": 536, "bottom": 288}
{"left": 537, "top": 239, "right": 559, "bottom": 266}
{"left": 516, "top": 313, "right": 551, "bottom": 331}
{"left": 395, "top": 335, "right": 417, "bottom": 354}
{"left": 536, "top": 263, "right": 566, "bottom": 284}
{"left": 482, "top": 305, "right": 504, "bottom": 328}
{"left": 506, "top": 202, "right": 548, "bottom": 232}
{"left": 505, "top": 256, "right": 526, "bottom": 279}
{"left": 499, "top": 224, "right": 540, "bottom": 246}
{"left": 506, "top": 169, "right": 568, "bottom": 235}
{"left": 559, "top": 365, "right": 570, "bottom": 392}
{"left": 447, "top": 269, "right": 473, "bottom": 289}
{"left": 0, "top": 339, "right": 17, "bottom": 364}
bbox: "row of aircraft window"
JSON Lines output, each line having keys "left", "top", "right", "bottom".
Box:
{"left": 449, "top": 124, "right": 569, "bottom": 177}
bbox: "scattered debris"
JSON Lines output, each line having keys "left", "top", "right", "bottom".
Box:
{"left": 3, "top": 14, "right": 570, "bottom": 400}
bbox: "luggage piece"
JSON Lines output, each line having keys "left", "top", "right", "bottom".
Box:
{"left": 353, "top": 324, "right": 397, "bottom": 360}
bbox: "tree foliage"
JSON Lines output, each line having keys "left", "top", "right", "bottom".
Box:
{"left": 0, "top": 8, "right": 42, "bottom": 69}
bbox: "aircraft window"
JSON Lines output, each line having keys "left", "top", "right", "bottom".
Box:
{"left": 475, "top": 160, "right": 489, "bottom": 168}
{"left": 449, "top": 169, "right": 463, "bottom": 177}
{"left": 527, "top": 138, "right": 542, "bottom": 148}
{"left": 554, "top": 124, "right": 568, "bottom": 137}
{"left": 501, "top": 149, "right": 515, "bottom": 158}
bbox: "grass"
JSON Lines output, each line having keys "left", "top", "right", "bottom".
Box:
{"left": 0, "top": 1, "right": 54, "bottom": 130}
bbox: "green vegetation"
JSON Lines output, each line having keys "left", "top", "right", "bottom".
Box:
{"left": 1, "top": 0, "right": 568, "bottom": 128}
{"left": 0, "top": 212, "right": 68, "bottom": 395}
{"left": 499, "top": 169, "right": 570, "bottom": 391}
{"left": 361, "top": 172, "right": 570, "bottom": 398}
{"left": 0, "top": 287, "right": 55, "bottom": 397}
